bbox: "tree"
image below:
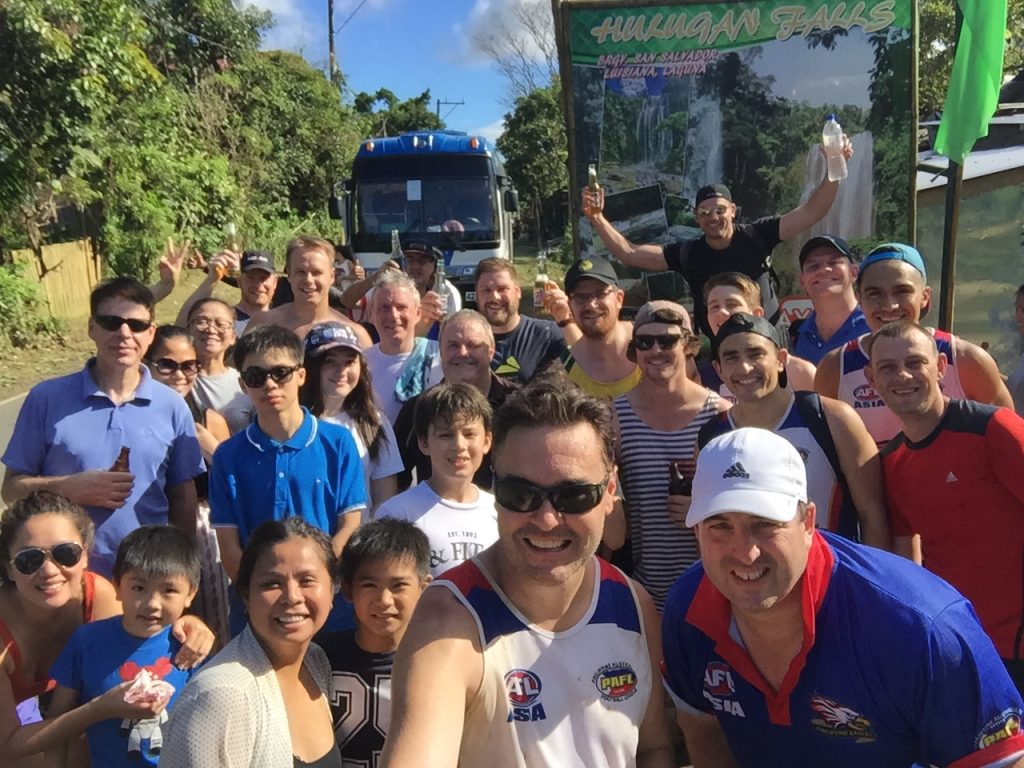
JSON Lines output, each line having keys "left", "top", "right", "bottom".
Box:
{"left": 918, "top": 0, "right": 1024, "bottom": 116}
{"left": 353, "top": 88, "right": 444, "bottom": 136}
{"left": 472, "top": 0, "right": 557, "bottom": 103}
{"left": 497, "top": 82, "right": 568, "bottom": 246}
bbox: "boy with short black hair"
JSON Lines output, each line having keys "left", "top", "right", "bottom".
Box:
{"left": 210, "top": 323, "right": 367, "bottom": 634}
{"left": 375, "top": 383, "right": 497, "bottom": 577}
{"left": 317, "top": 518, "right": 431, "bottom": 763}
{"left": 21, "top": 526, "right": 201, "bottom": 766}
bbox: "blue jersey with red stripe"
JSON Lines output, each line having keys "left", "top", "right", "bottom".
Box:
{"left": 662, "top": 531, "right": 1024, "bottom": 767}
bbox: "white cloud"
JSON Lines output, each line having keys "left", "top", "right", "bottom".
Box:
{"left": 471, "top": 118, "right": 506, "bottom": 143}
{"left": 449, "top": 0, "right": 556, "bottom": 71}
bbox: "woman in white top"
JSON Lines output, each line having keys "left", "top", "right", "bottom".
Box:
{"left": 301, "top": 322, "right": 402, "bottom": 513}
{"left": 186, "top": 298, "right": 253, "bottom": 434}
{"left": 160, "top": 517, "right": 340, "bottom": 768}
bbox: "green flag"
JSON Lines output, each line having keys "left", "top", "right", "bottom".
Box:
{"left": 934, "top": 0, "right": 1008, "bottom": 164}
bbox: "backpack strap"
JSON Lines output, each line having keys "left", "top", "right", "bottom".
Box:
{"left": 697, "top": 411, "right": 730, "bottom": 451}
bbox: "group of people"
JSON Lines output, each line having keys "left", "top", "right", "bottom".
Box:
{"left": 0, "top": 150, "right": 1023, "bottom": 767}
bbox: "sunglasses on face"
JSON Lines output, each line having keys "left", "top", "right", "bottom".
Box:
{"left": 633, "top": 334, "right": 685, "bottom": 352}
{"left": 152, "top": 358, "right": 200, "bottom": 376}
{"left": 241, "top": 364, "right": 301, "bottom": 388}
{"left": 494, "top": 475, "right": 609, "bottom": 515}
{"left": 11, "top": 542, "right": 85, "bottom": 575}
{"left": 93, "top": 315, "right": 152, "bottom": 333}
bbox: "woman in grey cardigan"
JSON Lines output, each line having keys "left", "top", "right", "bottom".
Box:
{"left": 161, "top": 518, "right": 340, "bottom": 767}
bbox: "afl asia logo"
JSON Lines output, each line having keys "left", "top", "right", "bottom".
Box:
{"left": 505, "top": 669, "right": 547, "bottom": 722}
{"left": 853, "top": 384, "right": 880, "bottom": 402}
{"left": 593, "top": 662, "right": 639, "bottom": 702}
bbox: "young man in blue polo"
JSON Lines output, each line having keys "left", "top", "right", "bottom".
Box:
{"left": 2, "top": 277, "right": 204, "bottom": 577}
{"left": 209, "top": 324, "right": 367, "bottom": 633}
{"left": 662, "top": 428, "right": 1024, "bottom": 767}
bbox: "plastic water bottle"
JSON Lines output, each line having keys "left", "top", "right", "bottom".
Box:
{"left": 822, "top": 114, "right": 847, "bottom": 182}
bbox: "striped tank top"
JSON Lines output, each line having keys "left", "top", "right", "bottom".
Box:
{"left": 613, "top": 391, "right": 721, "bottom": 610}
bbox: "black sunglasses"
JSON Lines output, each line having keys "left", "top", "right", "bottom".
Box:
{"left": 633, "top": 334, "right": 685, "bottom": 352}
{"left": 11, "top": 542, "right": 85, "bottom": 575}
{"left": 241, "top": 364, "right": 301, "bottom": 388}
{"left": 153, "top": 358, "right": 200, "bottom": 376}
{"left": 93, "top": 315, "right": 152, "bottom": 333}
{"left": 494, "top": 476, "right": 608, "bottom": 515}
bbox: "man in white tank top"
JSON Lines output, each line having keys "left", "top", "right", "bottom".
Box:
{"left": 381, "top": 377, "right": 672, "bottom": 768}
{"left": 815, "top": 243, "right": 1011, "bottom": 445}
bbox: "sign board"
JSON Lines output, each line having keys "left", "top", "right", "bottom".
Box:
{"left": 554, "top": 0, "right": 918, "bottom": 270}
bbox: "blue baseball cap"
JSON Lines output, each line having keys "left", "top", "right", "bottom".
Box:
{"left": 859, "top": 243, "right": 926, "bottom": 279}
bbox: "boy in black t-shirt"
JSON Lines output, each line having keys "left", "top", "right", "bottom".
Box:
{"left": 316, "top": 519, "right": 431, "bottom": 762}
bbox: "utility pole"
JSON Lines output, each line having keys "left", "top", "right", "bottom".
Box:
{"left": 436, "top": 98, "right": 465, "bottom": 121}
{"left": 328, "top": 0, "right": 341, "bottom": 91}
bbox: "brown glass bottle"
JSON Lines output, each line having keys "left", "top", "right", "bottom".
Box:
{"left": 110, "top": 446, "right": 131, "bottom": 472}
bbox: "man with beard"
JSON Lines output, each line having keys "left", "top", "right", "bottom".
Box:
{"left": 381, "top": 375, "right": 672, "bottom": 768}
{"left": 698, "top": 313, "right": 889, "bottom": 550}
{"left": 560, "top": 257, "right": 640, "bottom": 398}
{"left": 392, "top": 309, "right": 519, "bottom": 490}
{"left": 814, "top": 243, "right": 1010, "bottom": 445}
{"left": 473, "top": 258, "right": 567, "bottom": 384}
{"left": 244, "top": 236, "right": 372, "bottom": 347}
{"left": 867, "top": 321, "right": 1024, "bottom": 693}
{"left": 612, "top": 301, "right": 729, "bottom": 610}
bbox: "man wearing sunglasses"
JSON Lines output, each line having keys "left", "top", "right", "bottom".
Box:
{"left": 583, "top": 141, "right": 852, "bottom": 339}
{"left": 382, "top": 376, "right": 672, "bottom": 768}
{"left": 613, "top": 300, "right": 730, "bottom": 611}
{"left": 662, "top": 428, "right": 1024, "bottom": 768}
{"left": 2, "top": 278, "right": 205, "bottom": 578}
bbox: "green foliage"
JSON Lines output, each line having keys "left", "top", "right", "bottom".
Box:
{"left": 353, "top": 88, "right": 444, "bottom": 136}
{"left": 0, "top": 261, "right": 64, "bottom": 350}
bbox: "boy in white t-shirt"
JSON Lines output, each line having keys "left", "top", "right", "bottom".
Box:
{"left": 374, "top": 382, "right": 497, "bottom": 577}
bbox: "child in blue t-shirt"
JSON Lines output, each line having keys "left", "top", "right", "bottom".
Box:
{"left": 316, "top": 518, "right": 431, "bottom": 764}
{"left": 28, "top": 525, "right": 201, "bottom": 767}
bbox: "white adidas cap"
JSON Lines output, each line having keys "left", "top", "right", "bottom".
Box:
{"left": 686, "top": 428, "right": 808, "bottom": 527}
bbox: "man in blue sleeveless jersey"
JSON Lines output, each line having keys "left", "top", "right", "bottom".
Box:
{"left": 662, "top": 428, "right": 1024, "bottom": 768}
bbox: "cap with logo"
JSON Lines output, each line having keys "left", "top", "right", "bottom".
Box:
{"left": 695, "top": 184, "right": 733, "bottom": 207}
{"left": 304, "top": 322, "right": 363, "bottom": 358}
{"left": 859, "top": 243, "right": 926, "bottom": 279}
{"left": 798, "top": 235, "right": 857, "bottom": 267}
{"left": 402, "top": 241, "right": 443, "bottom": 262}
{"left": 633, "top": 300, "right": 692, "bottom": 333}
{"left": 241, "top": 251, "right": 275, "bottom": 273}
{"left": 686, "top": 428, "right": 808, "bottom": 527}
{"left": 565, "top": 257, "right": 619, "bottom": 293}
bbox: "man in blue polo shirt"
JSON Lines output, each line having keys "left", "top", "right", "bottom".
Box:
{"left": 790, "top": 235, "right": 867, "bottom": 364}
{"left": 662, "top": 428, "right": 1024, "bottom": 768}
{"left": 209, "top": 323, "right": 366, "bottom": 633}
{"left": 2, "top": 278, "right": 204, "bottom": 577}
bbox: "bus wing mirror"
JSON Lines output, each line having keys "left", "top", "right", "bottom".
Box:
{"left": 504, "top": 188, "right": 519, "bottom": 213}
{"left": 329, "top": 182, "right": 349, "bottom": 226}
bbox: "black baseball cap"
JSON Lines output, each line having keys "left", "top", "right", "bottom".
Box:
{"left": 565, "top": 257, "right": 619, "bottom": 293}
{"left": 240, "top": 250, "right": 275, "bottom": 273}
{"left": 713, "top": 312, "right": 787, "bottom": 388}
{"left": 695, "top": 184, "right": 733, "bottom": 207}
{"left": 798, "top": 235, "right": 857, "bottom": 267}
{"left": 402, "top": 241, "right": 443, "bottom": 261}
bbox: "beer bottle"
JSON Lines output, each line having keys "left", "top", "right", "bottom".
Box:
{"left": 533, "top": 250, "right": 549, "bottom": 313}
{"left": 433, "top": 253, "right": 451, "bottom": 316}
{"left": 110, "top": 446, "right": 131, "bottom": 473}
{"left": 588, "top": 164, "right": 600, "bottom": 193}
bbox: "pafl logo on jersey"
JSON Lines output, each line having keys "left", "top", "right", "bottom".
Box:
{"left": 809, "top": 695, "right": 876, "bottom": 742}
{"left": 702, "top": 662, "right": 745, "bottom": 717}
{"left": 593, "top": 662, "right": 639, "bottom": 702}
{"left": 505, "top": 669, "right": 547, "bottom": 723}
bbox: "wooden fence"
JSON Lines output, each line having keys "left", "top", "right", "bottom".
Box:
{"left": 11, "top": 239, "right": 101, "bottom": 320}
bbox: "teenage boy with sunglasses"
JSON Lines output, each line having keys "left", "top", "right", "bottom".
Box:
{"left": 2, "top": 278, "right": 205, "bottom": 578}
{"left": 612, "top": 300, "right": 729, "bottom": 611}
{"left": 208, "top": 324, "right": 367, "bottom": 634}
{"left": 382, "top": 374, "right": 672, "bottom": 768}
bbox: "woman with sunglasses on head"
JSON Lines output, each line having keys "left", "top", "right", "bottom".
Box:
{"left": 0, "top": 492, "right": 213, "bottom": 765}
{"left": 300, "top": 322, "right": 402, "bottom": 513}
{"left": 186, "top": 298, "right": 253, "bottom": 434}
{"left": 145, "top": 325, "right": 232, "bottom": 644}
{"left": 161, "top": 518, "right": 340, "bottom": 768}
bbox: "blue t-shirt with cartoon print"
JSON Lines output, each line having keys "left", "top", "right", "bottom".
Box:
{"left": 51, "top": 617, "right": 196, "bottom": 767}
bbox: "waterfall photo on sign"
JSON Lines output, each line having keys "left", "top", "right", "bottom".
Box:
{"left": 556, "top": 0, "right": 917, "bottom": 268}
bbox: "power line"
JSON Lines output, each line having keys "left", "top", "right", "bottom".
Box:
{"left": 336, "top": 0, "right": 369, "bottom": 34}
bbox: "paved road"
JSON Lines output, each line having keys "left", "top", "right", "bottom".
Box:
{"left": 0, "top": 392, "right": 27, "bottom": 503}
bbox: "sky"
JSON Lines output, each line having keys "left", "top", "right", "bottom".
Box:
{"left": 245, "top": 0, "right": 542, "bottom": 142}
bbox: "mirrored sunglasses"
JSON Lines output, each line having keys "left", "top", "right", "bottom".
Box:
{"left": 12, "top": 542, "right": 85, "bottom": 575}
{"left": 494, "top": 476, "right": 608, "bottom": 515}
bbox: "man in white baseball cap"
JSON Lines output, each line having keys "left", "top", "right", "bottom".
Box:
{"left": 662, "top": 428, "right": 1024, "bottom": 768}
